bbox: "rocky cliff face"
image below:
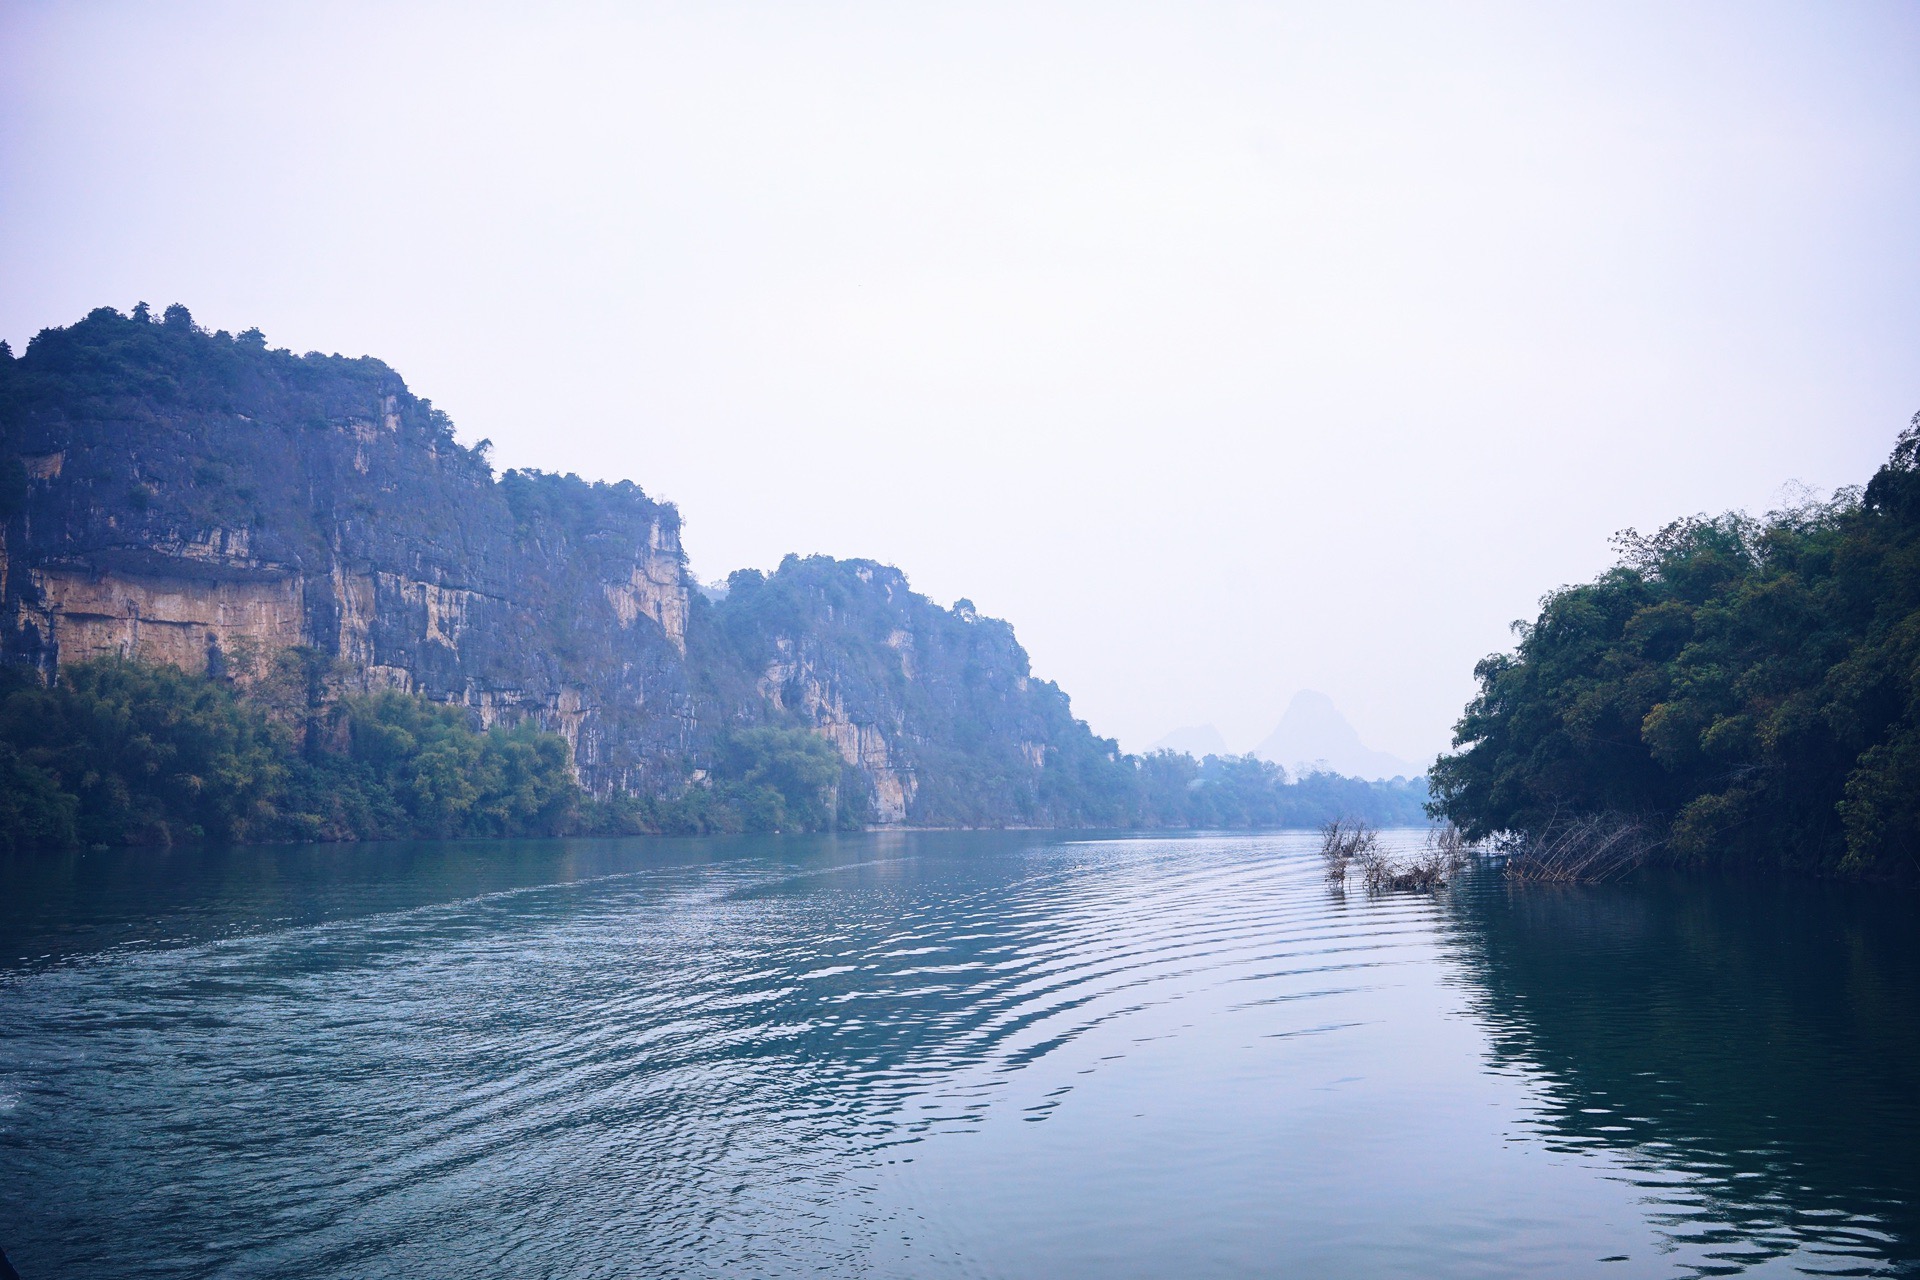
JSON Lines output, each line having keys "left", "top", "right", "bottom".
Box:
{"left": 699, "top": 558, "right": 1122, "bottom": 826}
{"left": 0, "top": 306, "right": 1121, "bottom": 824}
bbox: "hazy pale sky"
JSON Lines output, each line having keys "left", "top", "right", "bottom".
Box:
{"left": 4, "top": 1, "right": 1918, "bottom": 762}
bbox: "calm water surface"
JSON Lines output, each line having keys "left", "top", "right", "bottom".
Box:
{"left": 1, "top": 831, "right": 1915, "bottom": 1278}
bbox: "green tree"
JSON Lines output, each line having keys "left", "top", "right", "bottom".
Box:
{"left": 1431, "top": 418, "right": 1920, "bottom": 877}
{"left": 0, "top": 742, "right": 78, "bottom": 853}
{"left": 712, "top": 727, "right": 851, "bottom": 832}
{"left": 0, "top": 657, "right": 287, "bottom": 846}
{"left": 0, "top": 659, "right": 583, "bottom": 850}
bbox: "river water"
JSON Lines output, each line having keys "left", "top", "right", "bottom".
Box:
{"left": 1, "top": 831, "right": 1915, "bottom": 1278}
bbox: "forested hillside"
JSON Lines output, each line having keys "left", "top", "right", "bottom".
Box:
{"left": 0, "top": 305, "right": 1426, "bottom": 849}
{"left": 1431, "top": 421, "right": 1920, "bottom": 877}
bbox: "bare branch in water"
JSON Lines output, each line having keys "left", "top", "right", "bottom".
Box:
{"left": 1320, "top": 819, "right": 1378, "bottom": 881}
{"left": 1499, "top": 813, "right": 1659, "bottom": 884}
{"left": 1322, "top": 821, "right": 1476, "bottom": 893}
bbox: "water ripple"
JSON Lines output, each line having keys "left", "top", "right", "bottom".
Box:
{"left": 1, "top": 831, "right": 1913, "bottom": 1278}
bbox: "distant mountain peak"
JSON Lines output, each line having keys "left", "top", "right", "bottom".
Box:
{"left": 1252, "top": 691, "right": 1417, "bottom": 781}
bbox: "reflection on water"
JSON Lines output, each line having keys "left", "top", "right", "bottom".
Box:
{"left": 1444, "top": 870, "right": 1920, "bottom": 1275}
{"left": 0, "top": 837, "right": 693, "bottom": 968}
{"left": 0, "top": 834, "right": 1914, "bottom": 1278}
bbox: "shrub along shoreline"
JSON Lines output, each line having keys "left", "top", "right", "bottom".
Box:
{"left": 0, "top": 654, "right": 894, "bottom": 851}
{"left": 0, "top": 657, "right": 581, "bottom": 851}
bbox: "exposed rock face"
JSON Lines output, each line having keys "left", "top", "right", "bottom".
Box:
{"left": 26, "top": 558, "right": 305, "bottom": 673}
{"left": 0, "top": 307, "right": 1122, "bottom": 824}
{"left": 0, "top": 312, "right": 696, "bottom": 797}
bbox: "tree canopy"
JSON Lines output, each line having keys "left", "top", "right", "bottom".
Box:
{"left": 0, "top": 658, "right": 582, "bottom": 851}
{"left": 1431, "top": 418, "right": 1920, "bottom": 877}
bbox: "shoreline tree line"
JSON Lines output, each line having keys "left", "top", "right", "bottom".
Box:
{"left": 0, "top": 651, "right": 1428, "bottom": 854}
{"left": 1430, "top": 419, "right": 1920, "bottom": 879}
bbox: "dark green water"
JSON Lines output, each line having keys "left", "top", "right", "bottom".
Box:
{"left": 1, "top": 831, "right": 1914, "bottom": 1278}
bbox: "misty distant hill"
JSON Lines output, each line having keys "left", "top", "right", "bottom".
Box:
{"left": 1253, "top": 691, "right": 1420, "bottom": 781}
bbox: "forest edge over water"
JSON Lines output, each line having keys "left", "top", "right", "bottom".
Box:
{"left": 1430, "top": 415, "right": 1920, "bottom": 880}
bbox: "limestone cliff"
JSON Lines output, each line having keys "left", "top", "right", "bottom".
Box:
{"left": 0, "top": 306, "right": 1122, "bottom": 825}
{"left": 697, "top": 559, "right": 1124, "bottom": 826}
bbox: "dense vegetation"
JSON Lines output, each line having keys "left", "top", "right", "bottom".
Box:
{"left": 0, "top": 653, "right": 1425, "bottom": 852}
{"left": 0, "top": 656, "right": 901, "bottom": 850}
{"left": 1431, "top": 421, "right": 1920, "bottom": 877}
{"left": 0, "top": 658, "right": 580, "bottom": 852}
{"left": 586, "top": 744, "right": 1425, "bottom": 838}
{"left": 580, "top": 726, "right": 876, "bottom": 837}
{"left": 1134, "top": 750, "right": 1429, "bottom": 829}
